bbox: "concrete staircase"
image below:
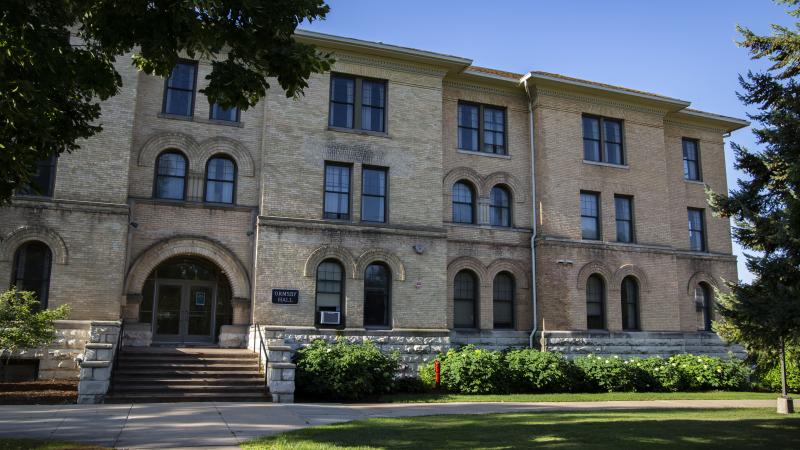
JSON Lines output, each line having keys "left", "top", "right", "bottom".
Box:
{"left": 107, "top": 347, "right": 270, "bottom": 402}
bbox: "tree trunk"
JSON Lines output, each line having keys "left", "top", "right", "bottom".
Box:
{"left": 780, "top": 337, "right": 788, "bottom": 398}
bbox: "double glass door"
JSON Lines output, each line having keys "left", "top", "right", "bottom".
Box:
{"left": 154, "top": 281, "right": 216, "bottom": 343}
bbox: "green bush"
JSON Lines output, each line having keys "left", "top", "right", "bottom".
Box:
{"left": 294, "top": 339, "right": 399, "bottom": 401}
{"left": 418, "top": 357, "right": 439, "bottom": 388}
{"left": 505, "top": 349, "right": 582, "bottom": 393}
{"left": 574, "top": 355, "right": 653, "bottom": 392}
{"left": 668, "top": 354, "right": 750, "bottom": 391}
{"left": 634, "top": 357, "right": 685, "bottom": 392}
{"left": 438, "top": 345, "right": 508, "bottom": 394}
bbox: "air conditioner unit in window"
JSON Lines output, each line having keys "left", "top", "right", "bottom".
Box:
{"left": 319, "top": 311, "right": 341, "bottom": 325}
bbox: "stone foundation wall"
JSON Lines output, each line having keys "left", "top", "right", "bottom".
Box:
{"left": 5, "top": 320, "right": 92, "bottom": 380}
{"left": 77, "top": 321, "right": 122, "bottom": 404}
{"left": 450, "top": 330, "right": 532, "bottom": 351}
{"left": 541, "top": 330, "right": 746, "bottom": 359}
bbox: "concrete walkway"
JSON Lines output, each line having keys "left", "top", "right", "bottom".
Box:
{"left": 0, "top": 399, "right": 774, "bottom": 449}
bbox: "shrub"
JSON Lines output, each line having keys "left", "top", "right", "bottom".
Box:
{"left": 294, "top": 339, "right": 399, "bottom": 401}
{"left": 634, "top": 356, "right": 685, "bottom": 392}
{"left": 505, "top": 349, "right": 582, "bottom": 393}
{"left": 668, "top": 354, "right": 750, "bottom": 391}
{"left": 391, "top": 376, "right": 430, "bottom": 394}
{"left": 574, "top": 355, "right": 652, "bottom": 392}
{"left": 438, "top": 345, "right": 508, "bottom": 394}
{"left": 418, "top": 357, "right": 439, "bottom": 388}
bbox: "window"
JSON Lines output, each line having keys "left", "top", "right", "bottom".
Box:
{"left": 17, "top": 155, "right": 57, "bottom": 197}
{"left": 315, "top": 260, "right": 344, "bottom": 325}
{"left": 452, "top": 182, "right": 475, "bottom": 224}
{"left": 458, "top": 103, "right": 506, "bottom": 155}
{"left": 493, "top": 272, "right": 514, "bottom": 329}
{"left": 683, "top": 138, "right": 701, "bottom": 181}
{"left": 490, "top": 186, "right": 511, "bottom": 227}
{"left": 614, "top": 195, "right": 634, "bottom": 243}
{"left": 688, "top": 208, "right": 706, "bottom": 251}
{"left": 621, "top": 276, "right": 639, "bottom": 330}
{"left": 695, "top": 283, "right": 713, "bottom": 331}
{"left": 582, "top": 115, "right": 624, "bottom": 164}
{"left": 323, "top": 163, "right": 351, "bottom": 220}
{"left": 329, "top": 74, "right": 386, "bottom": 132}
{"left": 586, "top": 275, "right": 605, "bottom": 329}
{"left": 154, "top": 151, "right": 187, "bottom": 200}
{"left": 12, "top": 241, "right": 52, "bottom": 309}
{"left": 454, "top": 270, "right": 478, "bottom": 328}
{"left": 580, "top": 191, "right": 601, "bottom": 240}
{"left": 361, "top": 167, "right": 387, "bottom": 223}
{"left": 163, "top": 61, "right": 197, "bottom": 117}
{"left": 205, "top": 156, "right": 236, "bottom": 204}
{"left": 364, "top": 263, "right": 391, "bottom": 327}
{"left": 210, "top": 103, "right": 240, "bottom": 122}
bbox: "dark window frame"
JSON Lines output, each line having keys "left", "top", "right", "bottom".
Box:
{"left": 454, "top": 270, "right": 479, "bottom": 329}
{"left": 452, "top": 181, "right": 477, "bottom": 224}
{"left": 457, "top": 101, "right": 508, "bottom": 155}
{"left": 586, "top": 274, "right": 606, "bottom": 330}
{"left": 209, "top": 102, "right": 241, "bottom": 123}
{"left": 688, "top": 208, "right": 707, "bottom": 252}
{"left": 363, "top": 262, "right": 391, "bottom": 328}
{"left": 621, "top": 276, "right": 640, "bottom": 331}
{"left": 696, "top": 282, "right": 713, "bottom": 331}
{"left": 323, "top": 162, "right": 352, "bottom": 221}
{"left": 153, "top": 150, "right": 188, "bottom": 201}
{"left": 492, "top": 272, "right": 515, "bottom": 329}
{"left": 614, "top": 194, "right": 635, "bottom": 243}
{"left": 16, "top": 155, "right": 57, "bottom": 198}
{"left": 315, "top": 259, "right": 345, "bottom": 328}
{"left": 328, "top": 73, "right": 388, "bottom": 133}
{"left": 361, "top": 166, "right": 388, "bottom": 223}
{"left": 582, "top": 114, "right": 625, "bottom": 165}
{"left": 580, "top": 191, "right": 601, "bottom": 240}
{"left": 682, "top": 137, "right": 702, "bottom": 181}
{"left": 162, "top": 59, "right": 198, "bottom": 117}
{"left": 489, "top": 185, "right": 512, "bottom": 227}
{"left": 11, "top": 241, "right": 53, "bottom": 309}
{"left": 203, "top": 154, "right": 237, "bottom": 204}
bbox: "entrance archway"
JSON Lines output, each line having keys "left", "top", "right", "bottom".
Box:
{"left": 138, "top": 257, "right": 233, "bottom": 344}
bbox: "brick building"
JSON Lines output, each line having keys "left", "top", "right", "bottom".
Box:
{"left": 0, "top": 31, "right": 747, "bottom": 384}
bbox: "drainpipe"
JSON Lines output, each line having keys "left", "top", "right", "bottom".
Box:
{"left": 523, "top": 76, "right": 539, "bottom": 349}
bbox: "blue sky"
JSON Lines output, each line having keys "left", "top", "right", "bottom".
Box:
{"left": 302, "top": 0, "right": 794, "bottom": 283}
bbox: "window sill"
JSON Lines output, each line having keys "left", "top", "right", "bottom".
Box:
{"left": 583, "top": 160, "right": 629, "bottom": 169}
{"left": 327, "top": 126, "right": 389, "bottom": 138}
{"left": 684, "top": 179, "right": 706, "bottom": 186}
{"left": 456, "top": 149, "right": 511, "bottom": 159}
{"left": 136, "top": 197, "right": 253, "bottom": 212}
{"left": 157, "top": 113, "right": 243, "bottom": 128}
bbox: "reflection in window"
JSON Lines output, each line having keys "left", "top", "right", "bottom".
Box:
{"left": 155, "top": 151, "right": 187, "bottom": 200}
{"left": 205, "top": 156, "right": 236, "bottom": 204}
{"left": 12, "top": 241, "right": 52, "bottom": 309}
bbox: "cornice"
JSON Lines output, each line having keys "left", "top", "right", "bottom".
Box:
{"left": 535, "top": 87, "right": 671, "bottom": 116}
{"left": 443, "top": 80, "right": 525, "bottom": 99}
{"left": 333, "top": 53, "right": 447, "bottom": 78}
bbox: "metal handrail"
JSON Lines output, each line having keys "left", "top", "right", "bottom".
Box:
{"left": 109, "top": 320, "right": 124, "bottom": 395}
{"left": 255, "top": 325, "right": 269, "bottom": 394}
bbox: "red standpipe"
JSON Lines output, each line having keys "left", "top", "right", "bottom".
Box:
{"left": 434, "top": 359, "right": 441, "bottom": 388}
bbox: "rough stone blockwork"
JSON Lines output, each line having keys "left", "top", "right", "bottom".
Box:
{"left": 541, "top": 331, "right": 746, "bottom": 359}
{"left": 76, "top": 321, "right": 121, "bottom": 404}
{"left": 7, "top": 320, "right": 92, "bottom": 380}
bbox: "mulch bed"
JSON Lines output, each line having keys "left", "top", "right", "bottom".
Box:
{"left": 0, "top": 380, "right": 78, "bottom": 405}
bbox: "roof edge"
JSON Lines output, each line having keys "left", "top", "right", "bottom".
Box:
{"left": 670, "top": 109, "right": 750, "bottom": 132}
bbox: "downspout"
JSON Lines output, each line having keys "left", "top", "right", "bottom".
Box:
{"left": 523, "top": 77, "right": 539, "bottom": 349}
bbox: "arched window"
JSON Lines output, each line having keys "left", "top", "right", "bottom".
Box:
{"left": 493, "top": 272, "right": 514, "bottom": 329}
{"left": 315, "top": 260, "right": 344, "bottom": 326}
{"left": 12, "top": 241, "right": 53, "bottom": 309}
{"left": 489, "top": 186, "right": 511, "bottom": 227}
{"left": 155, "top": 151, "right": 187, "bottom": 200}
{"left": 452, "top": 182, "right": 475, "bottom": 224}
{"left": 695, "top": 283, "right": 713, "bottom": 331}
{"left": 454, "top": 270, "right": 478, "bottom": 328}
{"left": 586, "top": 274, "right": 605, "bottom": 329}
{"left": 364, "top": 263, "right": 391, "bottom": 328}
{"left": 205, "top": 156, "right": 236, "bottom": 204}
{"left": 621, "top": 276, "right": 640, "bottom": 331}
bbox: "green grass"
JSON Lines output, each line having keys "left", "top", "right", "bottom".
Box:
{"left": 0, "top": 439, "right": 106, "bottom": 450}
{"left": 242, "top": 408, "right": 800, "bottom": 449}
{"left": 376, "top": 390, "right": 784, "bottom": 403}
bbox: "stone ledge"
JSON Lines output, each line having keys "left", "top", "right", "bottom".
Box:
{"left": 79, "top": 361, "right": 110, "bottom": 368}
{"left": 85, "top": 343, "right": 113, "bottom": 349}
{"left": 268, "top": 362, "right": 296, "bottom": 370}
{"left": 90, "top": 321, "right": 122, "bottom": 327}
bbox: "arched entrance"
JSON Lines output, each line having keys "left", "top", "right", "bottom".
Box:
{"left": 138, "top": 257, "right": 233, "bottom": 344}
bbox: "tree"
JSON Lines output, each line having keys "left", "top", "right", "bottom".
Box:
{"left": 0, "top": 288, "right": 70, "bottom": 360}
{"left": 0, "top": 0, "right": 333, "bottom": 203}
{"left": 710, "top": 0, "right": 800, "bottom": 401}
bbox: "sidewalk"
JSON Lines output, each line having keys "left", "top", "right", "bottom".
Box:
{"left": 0, "top": 399, "right": 774, "bottom": 449}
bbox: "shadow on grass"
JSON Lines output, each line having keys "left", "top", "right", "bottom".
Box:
{"left": 243, "top": 409, "right": 800, "bottom": 450}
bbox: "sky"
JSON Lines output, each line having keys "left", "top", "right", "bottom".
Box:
{"left": 302, "top": 0, "right": 795, "bottom": 283}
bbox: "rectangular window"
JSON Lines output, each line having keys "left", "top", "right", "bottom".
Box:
{"left": 361, "top": 167, "right": 387, "bottom": 223}
{"left": 323, "top": 163, "right": 351, "bottom": 220}
{"left": 458, "top": 102, "right": 506, "bottom": 155}
{"left": 688, "top": 208, "right": 706, "bottom": 251}
{"left": 329, "top": 74, "right": 386, "bottom": 132}
{"left": 17, "top": 155, "right": 57, "bottom": 197}
{"left": 614, "top": 195, "right": 634, "bottom": 243}
{"left": 582, "top": 115, "right": 624, "bottom": 165}
{"left": 210, "top": 103, "right": 240, "bottom": 122}
{"left": 683, "top": 138, "right": 701, "bottom": 181}
{"left": 580, "top": 191, "right": 601, "bottom": 240}
{"left": 163, "top": 61, "right": 197, "bottom": 117}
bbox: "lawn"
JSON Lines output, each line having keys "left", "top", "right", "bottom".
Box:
{"left": 242, "top": 408, "right": 800, "bottom": 450}
{"left": 0, "top": 439, "right": 105, "bottom": 450}
{"left": 376, "top": 390, "right": 784, "bottom": 403}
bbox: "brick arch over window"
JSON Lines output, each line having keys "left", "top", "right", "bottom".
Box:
{"left": 447, "top": 256, "right": 488, "bottom": 283}
{"left": 482, "top": 172, "right": 526, "bottom": 202}
{"left": 0, "top": 226, "right": 68, "bottom": 265}
{"left": 137, "top": 132, "right": 200, "bottom": 170}
{"left": 443, "top": 167, "right": 483, "bottom": 192}
{"left": 355, "top": 249, "right": 406, "bottom": 281}
{"left": 487, "top": 259, "right": 529, "bottom": 289}
{"left": 303, "top": 245, "right": 357, "bottom": 279}
{"left": 197, "top": 137, "right": 255, "bottom": 177}
{"left": 124, "top": 236, "right": 250, "bottom": 300}
{"left": 576, "top": 260, "right": 613, "bottom": 290}
{"left": 687, "top": 271, "right": 719, "bottom": 296}
{"left": 612, "top": 264, "right": 650, "bottom": 292}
